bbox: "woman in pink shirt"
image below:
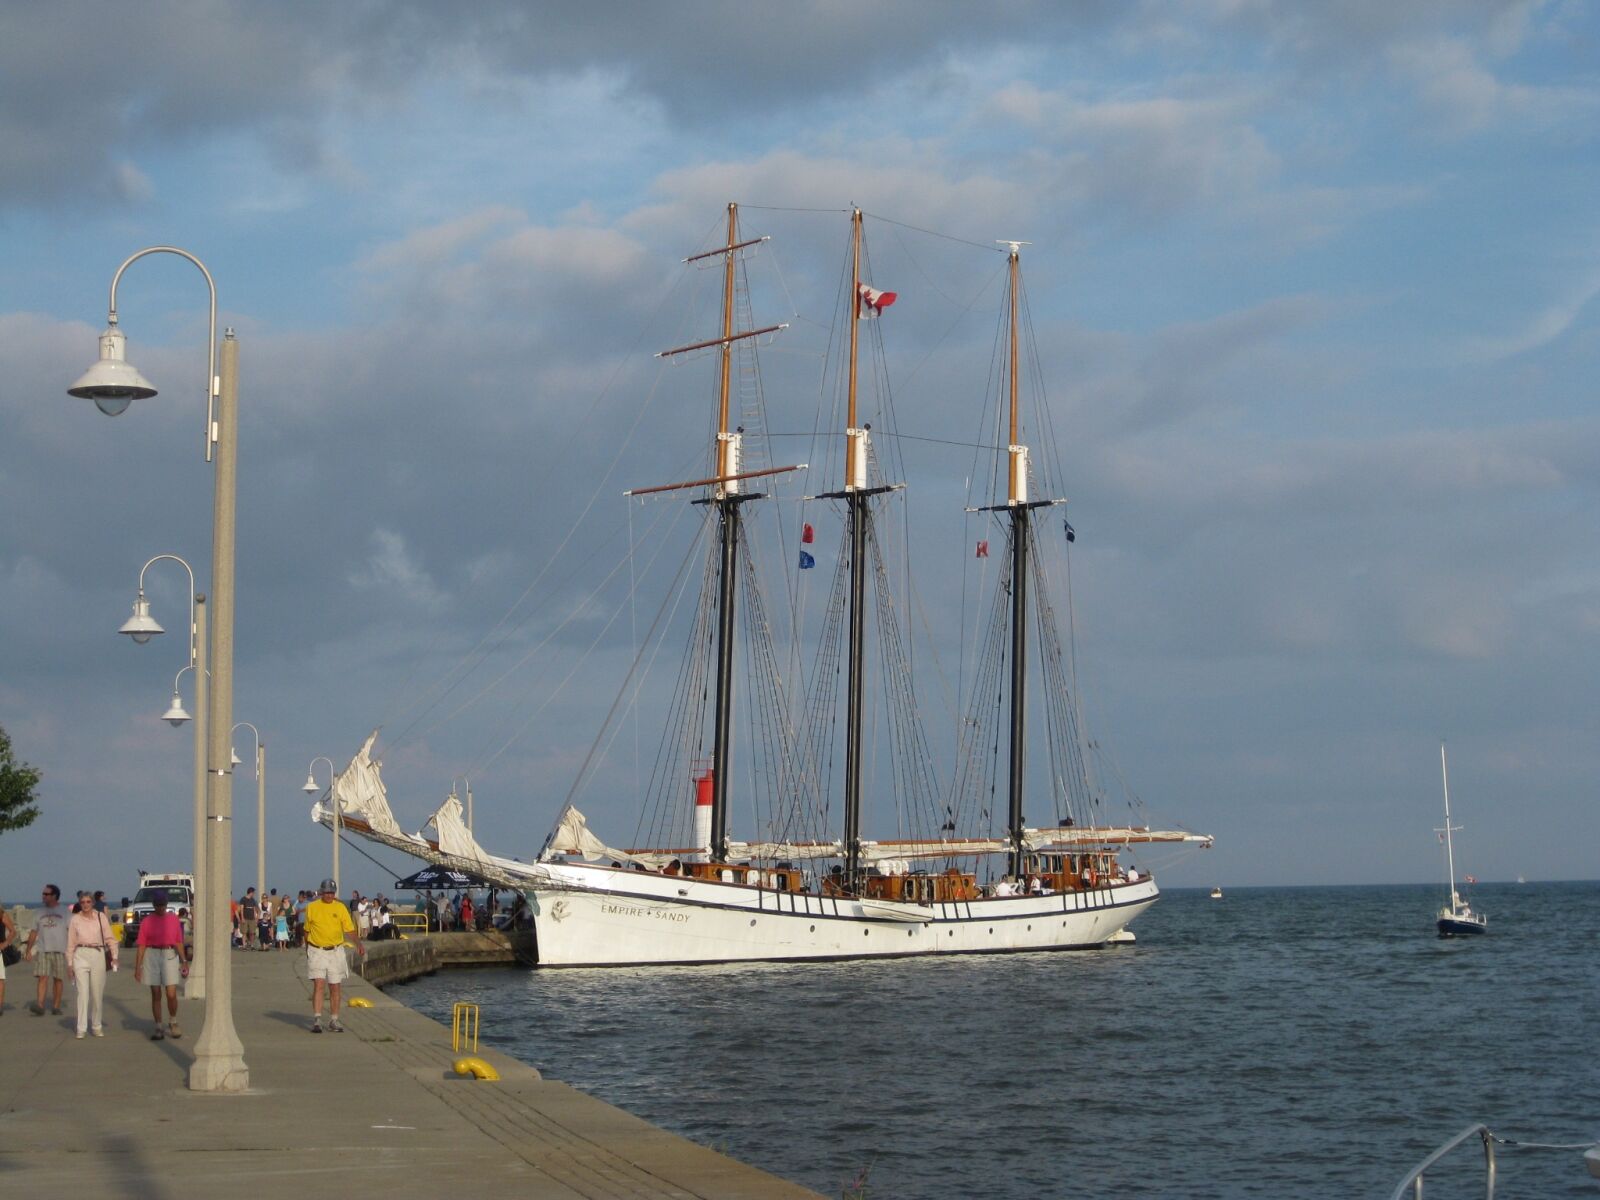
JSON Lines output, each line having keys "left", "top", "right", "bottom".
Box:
{"left": 65, "top": 892, "right": 117, "bottom": 1038}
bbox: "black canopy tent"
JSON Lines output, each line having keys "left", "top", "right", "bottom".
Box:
{"left": 393, "top": 865, "right": 496, "bottom": 891}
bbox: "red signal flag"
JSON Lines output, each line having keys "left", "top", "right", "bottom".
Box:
{"left": 801, "top": 523, "right": 814, "bottom": 544}
{"left": 976, "top": 540, "right": 989, "bottom": 558}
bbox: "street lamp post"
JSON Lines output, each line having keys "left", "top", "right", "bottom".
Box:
{"left": 231, "top": 723, "right": 265, "bottom": 907}
{"left": 119, "top": 553, "right": 209, "bottom": 1001}
{"left": 69, "top": 246, "right": 248, "bottom": 1093}
{"left": 304, "top": 756, "right": 338, "bottom": 888}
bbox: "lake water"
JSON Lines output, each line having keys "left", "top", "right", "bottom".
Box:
{"left": 398, "top": 882, "right": 1600, "bottom": 1197}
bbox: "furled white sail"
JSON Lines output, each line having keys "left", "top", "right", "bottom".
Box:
{"left": 327, "top": 729, "right": 409, "bottom": 839}
{"left": 542, "top": 805, "right": 637, "bottom": 864}
{"left": 427, "top": 792, "right": 494, "bottom": 863}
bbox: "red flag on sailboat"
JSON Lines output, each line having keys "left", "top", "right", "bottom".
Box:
{"left": 976, "top": 540, "right": 989, "bottom": 558}
{"left": 801, "top": 523, "right": 814, "bottom": 544}
{"left": 857, "top": 283, "right": 898, "bottom": 317}
{"left": 1465, "top": 875, "right": 1477, "bottom": 883}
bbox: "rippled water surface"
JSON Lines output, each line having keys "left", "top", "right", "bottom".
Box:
{"left": 400, "top": 883, "right": 1599, "bottom": 1197}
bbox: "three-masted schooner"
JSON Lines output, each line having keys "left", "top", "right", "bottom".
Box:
{"left": 321, "top": 204, "right": 1211, "bottom": 966}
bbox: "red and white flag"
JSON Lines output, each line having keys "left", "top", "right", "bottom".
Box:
{"left": 975, "top": 540, "right": 989, "bottom": 558}
{"left": 857, "top": 283, "right": 898, "bottom": 317}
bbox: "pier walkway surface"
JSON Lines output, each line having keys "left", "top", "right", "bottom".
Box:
{"left": 0, "top": 946, "right": 818, "bottom": 1198}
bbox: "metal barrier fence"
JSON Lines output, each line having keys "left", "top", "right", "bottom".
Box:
{"left": 388, "top": 912, "right": 428, "bottom": 935}
{"left": 452, "top": 1002, "right": 480, "bottom": 1053}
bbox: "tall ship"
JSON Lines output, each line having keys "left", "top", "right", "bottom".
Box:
{"left": 322, "top": 205, "right": 1211, "bottom": 966}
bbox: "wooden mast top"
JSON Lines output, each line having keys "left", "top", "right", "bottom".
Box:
{"left": 719, "top": 202, "right": 737, "bottom": 445}
{"left": 1007, "top": 243, "right": 1022, "bottom": 505}
{"left": 846, "top": 208, "right": 862, "bottom": 489}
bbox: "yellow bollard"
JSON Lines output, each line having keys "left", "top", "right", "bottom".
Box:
{"left": 452, "top": 1056, "right": 499, "bottom": 1080}
{"left": 451, "top": 1001, "right": 480, "bottom": 1053}
{"left": 347, "top": 997, "right": 373, "bottom": 1008}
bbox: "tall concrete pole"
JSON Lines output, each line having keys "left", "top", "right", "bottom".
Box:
{"left": 256, "top": 741, "right": 266, "bottom": 903}
{"left": 186, "top": 596, "right": 208, "bottom": 1001}
{"left": 190, "top": 331, "right": 248, "bottom": 1092}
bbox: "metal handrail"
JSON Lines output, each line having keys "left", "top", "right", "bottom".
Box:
{"left": 1390, "top": 1124, "right": 1496, "bottom": 1199}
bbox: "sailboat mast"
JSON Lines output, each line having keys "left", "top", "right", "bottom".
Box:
{"left": 842, "top": 208, "right": 868, "bottom": 888}
{"left": 1004, "top": 246, "right": 1030, "bottom": 878}
{"left": 710, "top": 201, "right": 742, "bottom": 862}
{"left": 1440, "top": 743, "right": 1458, "bottom": 899}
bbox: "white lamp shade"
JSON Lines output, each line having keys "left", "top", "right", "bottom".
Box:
{"left": 230, "top": 748, "right": 243, "bottom": 767}
{"left": 302, "top": 773, "right": 319, "bottom": 794}
{"left": 119, "top": 594, "right": 164, "bottom": 644}
{"left": 162, "top": 693, "right": 192, "bottom": 726}
{"left": 68, "top": 326, "right": 157, "bottom": 416}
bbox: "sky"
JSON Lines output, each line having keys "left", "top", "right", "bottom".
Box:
{"left": 1, "top": 1, "right": 1597, "bottom": 901}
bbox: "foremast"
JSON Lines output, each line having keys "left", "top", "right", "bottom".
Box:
{"left": 642, "top": 202, "right": 797, "bottom": 863}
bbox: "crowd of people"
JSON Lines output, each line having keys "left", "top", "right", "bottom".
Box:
{"left": 228, "top": 886, "right": 403, "bottom": 950}
{"left": 0, "top": 878, "right": 536, "bottom": 1042}
{"left": 419, "top": 887, "right": 530, "bottom": 932}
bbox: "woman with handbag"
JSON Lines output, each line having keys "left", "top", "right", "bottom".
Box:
{"left": 65, "top": 892, "right": 118, "bottom": 1038}
{"left": 0, "top": 906, "right": 19, "bottom": 1013}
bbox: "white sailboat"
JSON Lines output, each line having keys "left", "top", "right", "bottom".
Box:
{"left": 1435, "top": 744, "right": 1486, "bottom": 938}
{"left": 321, "top": 206, "right": 1211, "bottom": 966}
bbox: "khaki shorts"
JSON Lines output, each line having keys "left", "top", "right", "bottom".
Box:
{"left": 307, "top": 943, "right": 349, "bottom": 984}
{"left": 143, "top": 947, "right": 183, "bottom": 988}
{"left": 34, "top": 950, "right": 67, "bottom": 981}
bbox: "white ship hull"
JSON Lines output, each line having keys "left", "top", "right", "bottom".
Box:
{"left": 528, "top": 862, "right": 1158, "bottom": 966}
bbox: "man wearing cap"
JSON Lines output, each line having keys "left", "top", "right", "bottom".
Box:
{"left": 303, "top": 879, "right": 364, "bottom": 1033}
{"left": 134, "top": 889, "right": 189, "bottom": 1039}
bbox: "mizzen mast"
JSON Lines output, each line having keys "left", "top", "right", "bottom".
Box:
{"left": 971, "top": 240, "right": 1042, "bottom": 878}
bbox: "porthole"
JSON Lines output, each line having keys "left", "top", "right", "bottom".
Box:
{"left": 749, "top": 919, "right": 757, "bottom": 927}
{"left": 863, "top": 929, "right": 870, "bottom": 937}
{"left": 988, "top": 928, "right": 994, "bottom": 934}
{"left": 907, "top": 929, "right": 914, "bottom": 937}
{"left": 1027, "top": 925, "right": 1032, "bottom": 931}
{"left": 809, "top": 925, "right": 816, "bottom": 932}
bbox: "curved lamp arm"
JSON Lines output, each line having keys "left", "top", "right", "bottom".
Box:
{"left": 304, "top": 755, "right": 336, "bottom": 795}
{"left": 231, "top": 721, "right": 261, "bottom": 776}
{"left": 107, "top": 246, "right": 219, "bottom": 461}
{"left": 136, "top": 553, "right": 197, "bottom": 667}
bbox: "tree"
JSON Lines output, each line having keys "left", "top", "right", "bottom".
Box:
{"left": 0, "top": 724, "right": 41, "bottom": 835}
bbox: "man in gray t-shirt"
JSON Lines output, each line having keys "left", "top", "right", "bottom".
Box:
{"left": 25, "top": 883, "right": 69, "bottom": 1014}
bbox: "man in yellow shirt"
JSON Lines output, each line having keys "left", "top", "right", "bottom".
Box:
{"left": 303, "top": 879, "right": 365, "bottom": 1033}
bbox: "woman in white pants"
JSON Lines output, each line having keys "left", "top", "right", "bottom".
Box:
{"left": 65, "top": 893, "right": 117, "bottom": 1038}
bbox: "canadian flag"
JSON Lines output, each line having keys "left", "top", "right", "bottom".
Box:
{"left": 858, "top": 283, "right": 898, "bottom": 317}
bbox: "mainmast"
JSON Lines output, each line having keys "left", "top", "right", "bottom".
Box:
{"left": 842, "top": 210, "right": 870, "bottom": 889}
{"left": 817, "top": 209, "right": 899, "bottom": 891}
{"left": 1003, "top": 244, "right": 1030, "bottom": 878}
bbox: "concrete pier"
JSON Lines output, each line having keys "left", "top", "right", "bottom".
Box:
{"left": 0, "top": 944, "right": 818, "bottom": 1197}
